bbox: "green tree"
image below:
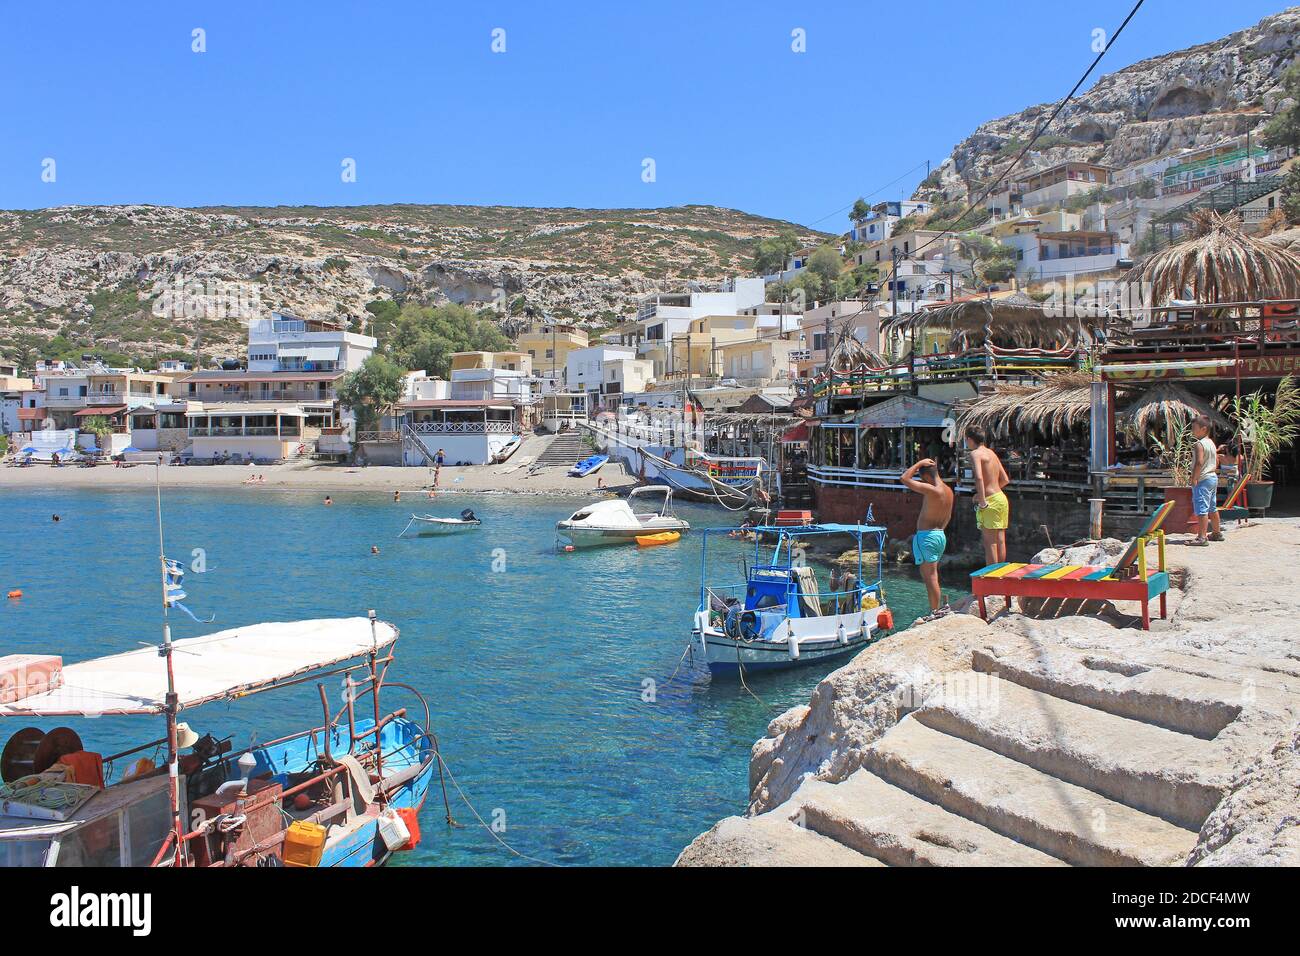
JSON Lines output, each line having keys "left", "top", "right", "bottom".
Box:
{"left": 1281, "top": 165, "right": 1300, "bottom": 225}
{"left": 751, "top": 230, "right": 799, "bottom": 276}
{"left": 338, "top": 354, "right": 405, "bottom": 431}
{"left": 958, "top": 232, "right": 1018, "bottom": 287}
{"left": 384, "top": 303, "right": 510, "bottom": 378}
{"left": 1263, "top": 63, "right": 1300, "bottom": 150}
{"left": 806, "top": 244, "right": 844, "bottom": 287}
{"left": 80, "top": 415, "right": 114, "bottom": 454}
{"left": 850, "top": 198, "right": 871, "bottom": 222}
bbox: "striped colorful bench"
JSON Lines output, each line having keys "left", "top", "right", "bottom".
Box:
{"left": 970, "top": 500, "right": 1174, "bottom": 630}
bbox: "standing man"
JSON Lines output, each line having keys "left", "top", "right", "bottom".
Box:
{"left": 1190, "top": 415, "right": 1222, "bottom": 545}
{"left": 434, "top": 447, "right": 446, "bottom": 487}
{"left": 900, "top": 457, "right": 954, "bottom": 619}
{"left": 966, "top": 426, "right": 1011, "bottom": 566}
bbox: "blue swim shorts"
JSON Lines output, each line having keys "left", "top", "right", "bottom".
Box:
{"left": 912, "top": 529, "right": 947, "bottom": 566}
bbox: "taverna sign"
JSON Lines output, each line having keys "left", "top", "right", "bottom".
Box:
{"left": 49, "top": 887, "right": 151, "bottom": 937}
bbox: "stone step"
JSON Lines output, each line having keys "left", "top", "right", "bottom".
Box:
{"left": 971, "top": 647, "right": 1244, "bottom": 739}
{"left": 675, "top": 811, "right": 886, "bottom": 867}
{"left": 912, "top": 674, "right": 1228, "bottom": 830}
{"left": 793, "top": 769, "right": 1065, "bottom": 866}
{"left": 864, "top": 716, "right": 1199, "bottom": 866}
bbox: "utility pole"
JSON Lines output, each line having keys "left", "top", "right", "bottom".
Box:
{"left": 890, "top": 248, "right": 900, "bottom": 317}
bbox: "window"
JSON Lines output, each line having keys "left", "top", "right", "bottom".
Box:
{"left": 55, "top": 814, "right": 122, "bottom": 866}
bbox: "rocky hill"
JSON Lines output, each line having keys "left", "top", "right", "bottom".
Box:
{"left": 920, "top": 6, "right": 1299, "bottom": 205}
{"left": 0, "top": 204, "right": 827, "bottom": 366}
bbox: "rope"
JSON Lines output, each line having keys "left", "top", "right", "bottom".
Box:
{"left": 433, "top": 752, "right": 565, "bottom": 868}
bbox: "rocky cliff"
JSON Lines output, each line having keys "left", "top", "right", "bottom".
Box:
{"left": 0, "top": 203, "right": 826, "bottom": 364}
{"left": 921, "top": 6, "right": 1300, "bottom": 202}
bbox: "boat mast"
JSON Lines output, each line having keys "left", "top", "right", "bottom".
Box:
{"left": 154, "top": 459, "right": 184, "bottom": 866}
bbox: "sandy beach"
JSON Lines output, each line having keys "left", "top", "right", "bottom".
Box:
{"left": 0, "top": 458, "right": 638, "bottom": 497}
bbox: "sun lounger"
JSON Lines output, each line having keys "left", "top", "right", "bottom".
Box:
{"left": 1215, "top": 473, "right": 1251, "bottom": 524}
{"left": 970, "top": 500, "right": 1175, "bottom": 630}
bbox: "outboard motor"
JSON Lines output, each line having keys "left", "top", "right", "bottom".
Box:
{"left": 460, "top": 508, "right": 477, "bottom": 522}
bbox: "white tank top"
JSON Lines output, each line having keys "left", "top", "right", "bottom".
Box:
{"left": 1196, "top": 436, "right": 1217, "bottom": 483}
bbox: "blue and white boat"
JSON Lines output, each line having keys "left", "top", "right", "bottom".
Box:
{"left": 692, "top": 523, "right": 891, "bottom": 675}
{"left": 569, "top": 453, "right": 608, "bottom": 477}
{"left": 0, "top": 615, "right": 440, "bottom": 868}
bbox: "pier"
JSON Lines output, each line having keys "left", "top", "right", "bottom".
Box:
{"left": 678, "top": 518, "right": 1300, "bottom": 866}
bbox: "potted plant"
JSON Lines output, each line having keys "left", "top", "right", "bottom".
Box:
{"left": 1156, "top": 418, "right": 1195, "bottom": 528}
{"left": 1231, "top": 375, "right": 1300, "bottom": 513}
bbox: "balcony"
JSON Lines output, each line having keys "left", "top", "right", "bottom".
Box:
{"left": 408, "top": 420, "right": 515, "bottom": 434}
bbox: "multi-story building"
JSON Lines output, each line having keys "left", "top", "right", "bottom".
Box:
{"left": 614, "top": 278, "right": 768, "bottom": 376}
{"left": 1020, "top": 162, "right": 1112, "bottom": 209}
{"left": 246, "top": 312, "right": 376, "bottom": 373}
{"left": 794, "top": 301, "right": 880, "bottom": 379}
{"left": 516, "top": 322, "right": 589, "bottom": 385}
{"left": 850, "top": 200, "right": 933, "bottom": 244}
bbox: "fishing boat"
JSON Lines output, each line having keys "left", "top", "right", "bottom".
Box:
{"left": 692, "top": 522, "right": 891, "bottom": 675}
{"left": 0, "top": 615, "right": 438, "bottom": 867}
{"left": 569, "top": 454, "right": 608, "bottom": 477}
{"left": 556, "top": 485, "right": 689, "bottom": 548}
{"left": 400, "top": 508, "right": 481, "bottom": 536}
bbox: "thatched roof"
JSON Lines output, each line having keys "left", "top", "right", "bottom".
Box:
{"left": 882, "top": 291, "right": 1099, "bottom": 349}
{"left": 1125, "top": 210, "right": 1300, "bottom": 306}
{"left": 954, "top": 371, "right": 1094, "bottom": 439}
{"left": 826, "top": 326, "right": 886, "bottom": 372}
{"left": 1122, "top": 383, "right": 1230, "bottom": 441}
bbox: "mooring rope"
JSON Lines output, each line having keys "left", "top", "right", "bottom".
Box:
{"left": 433, "top": 752, "right": 565, "bottom": 868}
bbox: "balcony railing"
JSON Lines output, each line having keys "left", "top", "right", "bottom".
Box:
{"left": 357, "top": 430, "right": 401, "bottom": 442}
{"left": 408, "top": 420, "right": 515, "bottom": 434}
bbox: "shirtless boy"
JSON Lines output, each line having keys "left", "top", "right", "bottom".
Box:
{"left": 966, "top": 426, "right": 1011, "bottom": 565}
{"left": 900, "top": 457, "right": 955, "bottom": 617}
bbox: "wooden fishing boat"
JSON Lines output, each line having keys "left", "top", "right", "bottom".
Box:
{"left": 0, "top": 615, "right": 441, "bottom": 867}
{"left": 692, "top": 522, "right": 892, "bottom": 675}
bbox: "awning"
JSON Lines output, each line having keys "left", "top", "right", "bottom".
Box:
{"left": 781, "top": 422, "right": 810, "bottom": 443}
{"left": 305, "top": 346, "right": 340, "bottom": 362}
{"left": 16, "top": 407, "right": 45, "bottom": 421}
{"left": 0, "top": 618, "right": 398, "bottom": 717}
{"left": 74, "top": 406, "right": 128, "bottom": 417}
{"left": 277, "top": 347, "right": 309, "bottom": 358}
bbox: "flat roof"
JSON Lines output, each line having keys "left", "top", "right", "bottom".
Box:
{"left": 398, "top": 399, "right": 515, "bottom": 410}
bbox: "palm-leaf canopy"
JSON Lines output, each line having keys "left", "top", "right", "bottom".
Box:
{"left": 954, "top": 371, "right": 1094, "bottom": 439}
{"left": 1124, "top": 210, "right": 1300, "bottom": 306}
{"left": 1122, "top": 383, "right": 1230, "bottom": 441}
{"left": 882, "top": 290, "right": 1100, "bottom": 349}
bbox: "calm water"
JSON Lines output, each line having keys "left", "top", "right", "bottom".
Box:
{"left": 0, "top": 486, "right": 928, "bottom": 866}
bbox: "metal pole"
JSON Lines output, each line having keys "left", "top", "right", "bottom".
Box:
{"left": 154, "top": 460, "right": 184, "bottom": 867}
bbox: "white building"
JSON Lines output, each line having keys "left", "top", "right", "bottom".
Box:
{"left": 246, "top": 312, "right": 376, "bottom": 374}
{"left": 620, "top": 278, "right": 768, "bottom": 375}
{"left": 850, "top": 200, "right": 933, "bottom": 244}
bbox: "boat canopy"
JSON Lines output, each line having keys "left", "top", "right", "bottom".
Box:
{"left": 0, "top": 618, "right": 398, "bottom": 718}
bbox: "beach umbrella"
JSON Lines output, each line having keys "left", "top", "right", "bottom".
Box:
{"left": 1122, "top": 383, "right": 1231, "bottom": 442}
{"left": 1124, "top": 210, "right": 1300, "bottom": 307}
{"left": 122, "top": 446, "right": 141, "bottom": 453}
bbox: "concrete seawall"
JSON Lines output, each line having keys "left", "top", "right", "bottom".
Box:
{"left": 678, "top": 519, "right": 1300, "bottom": 867}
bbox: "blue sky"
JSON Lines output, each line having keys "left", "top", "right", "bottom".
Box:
{"left": 0, "top": 0, "right": 1287, "bottom": 226}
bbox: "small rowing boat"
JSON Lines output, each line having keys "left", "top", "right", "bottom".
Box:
{"left": 636, "top": 531, "right": 680, "bottom": 547}
{"left": 569, "top": 454, "right": 608, "bottom": 477}
{"left": 400, "top": 508, "right": 481, "bottom": 536}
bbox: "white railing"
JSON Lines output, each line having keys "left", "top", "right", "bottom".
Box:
{"left": 408, "top": 421, "right": 515, "bottom": 434}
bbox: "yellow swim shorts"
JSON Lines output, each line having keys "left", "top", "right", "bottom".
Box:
{"left": 976, "top": 491, "right": 1009, "bottom": 531}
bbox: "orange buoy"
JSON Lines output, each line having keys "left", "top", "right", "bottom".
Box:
{"left": 876, "top": 608, "right": 894, "bottom": 631}
{"left": 6, "top": 590, "right": 20, "bottom": 600}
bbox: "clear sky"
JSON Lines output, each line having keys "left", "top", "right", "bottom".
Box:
{"left": 0, "top": 0, "right": 1288, "bottom": 226}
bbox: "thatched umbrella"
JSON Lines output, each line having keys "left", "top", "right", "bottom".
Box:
{"left": 1122, "top": 382, "right": 1230, "bottom": 441}
{"left": 955, "top": 371, "right": 1094, "bottom": 439}
{"left": 1124, "top": 210, "right": 1300, "bottom": 306}
{"left": 882, "top": 290, "right": 1100, "bottom": 349}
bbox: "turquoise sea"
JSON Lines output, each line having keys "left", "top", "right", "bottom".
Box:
{"left": 0, "top": 487, "right": 928, "bottom": 866}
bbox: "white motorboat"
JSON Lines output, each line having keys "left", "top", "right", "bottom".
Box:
{"left": 400, "top": 508, "right": 482, "bottom": 536}
{"left": 556, "top": 486, "right": 689, "bottom": 548}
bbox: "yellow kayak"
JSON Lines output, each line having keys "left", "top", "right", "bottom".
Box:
{"left": 635, "top": 531, "right": 681, "bottom": 547}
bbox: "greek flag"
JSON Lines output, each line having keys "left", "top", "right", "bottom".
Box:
{"left": 163, "top": 558, "right": 214, "bottom": 624}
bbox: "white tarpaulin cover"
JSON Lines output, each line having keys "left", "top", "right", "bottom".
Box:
{"left": 0, "top": 618, "right": 397, "bottom": 717}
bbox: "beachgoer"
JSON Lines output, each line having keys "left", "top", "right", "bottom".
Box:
{"left": 900, "top": 457, "right": 954, "bottom": 617}
{"left": 52, "top": 514, "right": 60, "bottom": 523}
{"left": 394, "top": 490, "right": 401, "bottom": 503}
{"left": 324, "top": 496, "right": 333, "bottom": 506}
{"left": 1191, "top": 415, "right": 1222, "bottom": 545}
{"left": 966, "top": 426, "right": 1011, "bottom": 566}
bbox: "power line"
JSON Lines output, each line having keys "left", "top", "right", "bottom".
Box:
{"left": 804, "top": 160, "right": 933, "bottom": 229}
{"left": 908, "top": 0, "right": 1146, "bottom": 262}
